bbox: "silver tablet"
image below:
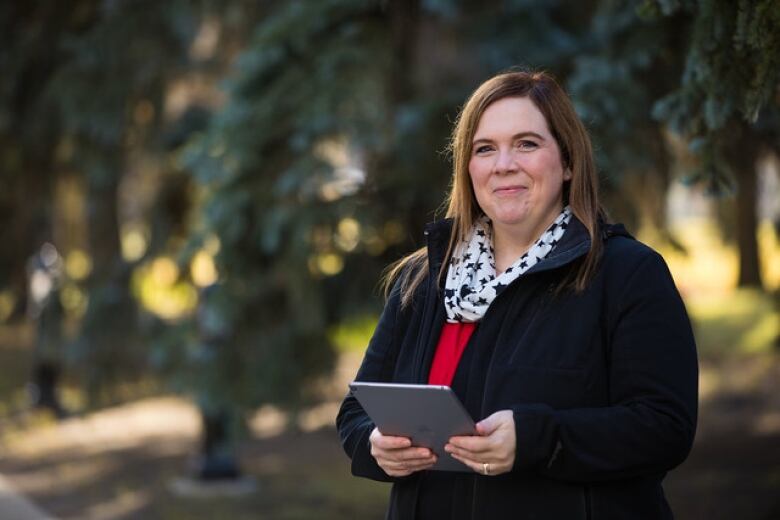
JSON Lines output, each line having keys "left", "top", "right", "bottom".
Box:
{"left": 349, "top": 381, "right": 477, "bottom": 472}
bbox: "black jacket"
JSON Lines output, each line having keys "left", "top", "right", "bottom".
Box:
{"left": 336, "top": 217, "right": 698, "bottom": 519}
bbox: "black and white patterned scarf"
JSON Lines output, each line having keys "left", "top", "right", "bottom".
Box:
{"left": 444, "top": 206, "right": 572, "bottom": 322}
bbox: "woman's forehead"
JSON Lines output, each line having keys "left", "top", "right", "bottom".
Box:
{"left": 474, "top": 97, "right": 552, "bottom": 140}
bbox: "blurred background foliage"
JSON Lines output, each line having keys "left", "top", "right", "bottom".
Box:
{"left": 0, "top": 0, "right": 779, "bottom": 512}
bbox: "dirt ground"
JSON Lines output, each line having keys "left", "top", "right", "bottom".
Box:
{"left": 665, "top": 355, "right": 780, "bottom": 520}
{"left": 1, "top": 349, "right": 779, "bottom": 519}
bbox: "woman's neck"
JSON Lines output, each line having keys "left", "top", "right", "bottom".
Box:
{"left": 491, "top": 207, "right": 564, "bottom": 274}
{"left": 493, "top": 230, "right": 535, "bottom": 274}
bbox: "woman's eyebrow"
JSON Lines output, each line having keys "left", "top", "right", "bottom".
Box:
{"left": 472, "top": 131, "right": 546, "bottom": 145}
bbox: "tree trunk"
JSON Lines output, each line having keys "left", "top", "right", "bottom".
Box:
{"left": 77, "top": 157, "right": 139, "bottom": 407}
{"left": 729, "top": 130, "right": 763, "bottom": 289}
{"left": 386, "top": 0, "right": 420, "bottom": 107}
{"left": 194, "top": 284, "right": 242, "bottom": 480}
{"left": 735, "top": 166, "right": 762, "bottom": 287}
{"left": 197, "top": 406, "right": 241, "bottom": 480}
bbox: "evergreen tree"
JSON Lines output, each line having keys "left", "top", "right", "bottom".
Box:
{"left": 0, "top": 0, "right": 206, "bottom": 404}
{"left": 567, "top": 0, "right": 689, "bottom": 240}
{"left": 643, "top": 0, "right": 780, "bottom": 287}
{"left": 176, "top": 0, "right": 597, "bottom": 436}
{"left": 47, "top": 0, "right": 202, "bottom": 402}
{"left": 0, "top": 1, "right": 69, "bottom": 319}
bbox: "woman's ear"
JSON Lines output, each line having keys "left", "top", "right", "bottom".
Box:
{"left": 563, "top": 168, "right": 573, "bottom": 181}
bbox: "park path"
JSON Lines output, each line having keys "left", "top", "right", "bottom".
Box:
{"left": 0, "top": 474, "right": 54, "bottom": 520}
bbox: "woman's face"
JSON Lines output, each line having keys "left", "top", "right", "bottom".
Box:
{"left": 468, "top": 96, "right": 571, "bottom": 241}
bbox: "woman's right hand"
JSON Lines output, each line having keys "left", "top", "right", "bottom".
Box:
{"left": 369, "top": 427, "right": 437, "bottom": 477}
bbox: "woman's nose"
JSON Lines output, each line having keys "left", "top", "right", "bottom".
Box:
{"left": 493, "top": 149, "right": 517, "bottom": 174}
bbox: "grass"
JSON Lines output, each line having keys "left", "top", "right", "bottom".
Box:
{"left": 647, "top": 218, "right": 779, "bottom": 361}
{"left": 651, "top": 219, "right": 780, "bottom": 296}
{"left": 687, "top": 290, "right": 778, "bottom": 358}
{"left": 328, "top": 315, "right": 378, "bottom": 354}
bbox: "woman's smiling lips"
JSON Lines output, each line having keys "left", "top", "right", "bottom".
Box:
{"left": 493, "top": 185, "right": 527, "bottom": 196}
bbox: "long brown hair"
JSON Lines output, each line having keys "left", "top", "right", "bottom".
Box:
{"left": 384, "top": 69, "right": 606, "bottom": 307}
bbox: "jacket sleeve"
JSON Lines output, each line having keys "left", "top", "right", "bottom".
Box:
{"left": 511, "top": 250, "right": 698, "bottom": 482}
{"left": 335, "top": 279, "right": 405, "bottom": 482}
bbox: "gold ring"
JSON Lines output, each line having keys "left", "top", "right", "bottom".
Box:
{"left": 483, "top": 462, "right": 490, "bottom": 475}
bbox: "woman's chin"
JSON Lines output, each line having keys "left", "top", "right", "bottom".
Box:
{"left": 489, "top": 212, "right": 531, "bottom": 229}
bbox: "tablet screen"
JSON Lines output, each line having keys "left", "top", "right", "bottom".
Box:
{"left": 349, "top": 382, "right": 477, "bottom": 472}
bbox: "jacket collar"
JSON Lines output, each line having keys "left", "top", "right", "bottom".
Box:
{"left": 423, "top": 215, "right": 593, "bottom": 278}
{"left": 526, "top": 216, "right": 591, "bottom": 275}
{"left": 423, "top": 219, "right": 453, "bottom": 278}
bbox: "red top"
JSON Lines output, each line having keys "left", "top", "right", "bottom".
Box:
{"left": 427, "top": 322, "right": 477, "bottom": 386}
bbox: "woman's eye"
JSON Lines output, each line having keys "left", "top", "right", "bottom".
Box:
{"left": 474, "top": 145, "right": 493, "bottom": 154}
{"left": 517, "top": 140, "right": 538, "bottom": 150}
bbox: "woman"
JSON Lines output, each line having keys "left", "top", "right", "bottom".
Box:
{"left": 336, "top": 70, "right": 698, "bottom": 519}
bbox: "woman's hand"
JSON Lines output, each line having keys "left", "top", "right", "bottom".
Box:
{"left": 445, "top": 410, "right": 516, "bottom": 476}
{"left": 369, "top": 427, "right": 438, "bottom": 477}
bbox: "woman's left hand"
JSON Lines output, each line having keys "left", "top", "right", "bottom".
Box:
{"left": 445, "top": 409, "right": 516, "bottom": 476}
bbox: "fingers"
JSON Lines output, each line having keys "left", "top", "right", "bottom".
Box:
{"left": 445, "top": 439, "right": 510, "bottom": 475}
{"left": 475, "top": 417, "right": 499, "bottom": 436}
{"left": 447, "top": 451, "right": 486, "bottom": 474}
{"left": 447, "top": 435, "right": 492, "bottom": 454}
{"left": 449, "top": 409, "right": 515, "bottom": 452}
{"left": 476, "top": 409, "right": 514, "bottom": 436}
{"left": 373, "top": 444, "right": 434, "bottom": 461}
{"left": 378, "top": 453, "right": 438, "bottom": 475}
{"left": 369, "top": 428, "right": 433, "bottom": 458}
{"left": 370, "top": 427, "right": 412, "bottom": 449}
{"left": 444, "top": 437, "right": 493, "bottom": 460}
{"left": 447, "top": 450, "right": 512, "bottom": 476}
{"left": 369, "top": 427, "right": 438, "bottom": 476}
{"left": 374, "top": 450, "right": 437, "bottom": 477}
{"left": 444, "top": 410, "right": 517, "bottom": 476}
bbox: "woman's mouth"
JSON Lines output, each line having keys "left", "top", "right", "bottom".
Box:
{"left": 493, "top": 185, "right": 527, "bottom": 195}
